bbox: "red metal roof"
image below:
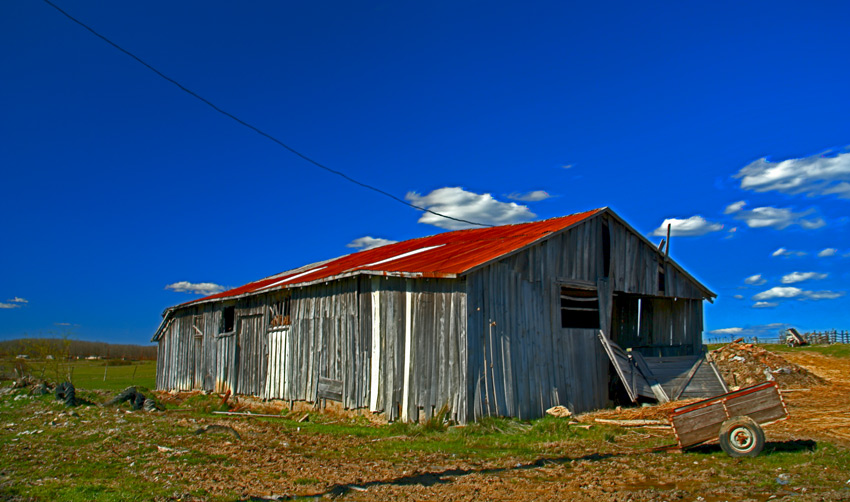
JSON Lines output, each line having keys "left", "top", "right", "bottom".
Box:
{"left": 180, "top": 208, "right": 605, "bottom": 307}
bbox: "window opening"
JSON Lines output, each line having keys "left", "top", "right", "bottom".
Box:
{"left": 270, "top": 294, "right": 292, "bottom": 327}
{"left": 222, "top": 306, "right": 235, "bottom": 333}
{"left": 560, "top": 287, "right": 600, "bottom": 329}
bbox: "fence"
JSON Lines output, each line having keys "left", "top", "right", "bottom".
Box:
{"left": 705, "top": 329, "right": 849, "bottom": 346}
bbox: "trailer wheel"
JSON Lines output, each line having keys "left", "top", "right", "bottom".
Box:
{"left": 719, "top": 416, "right": 764, "bottom": 457}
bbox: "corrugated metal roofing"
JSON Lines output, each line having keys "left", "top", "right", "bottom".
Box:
{"left": 180, "top": 208, "right": 605, "bottom": 307}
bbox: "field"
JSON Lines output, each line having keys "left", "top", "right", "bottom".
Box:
{"left": 1, "top": 359, "right": 156, "bottom": 392}
{"left": 2, "top": 349, "right": 850, "bottom": 501}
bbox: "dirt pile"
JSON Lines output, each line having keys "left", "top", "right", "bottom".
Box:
{"left": 711, "top": 342, "right": 826, "bottom": 389}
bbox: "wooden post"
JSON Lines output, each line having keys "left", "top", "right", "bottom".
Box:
{"left": 665, "top": 223, "right": 671, "bottom": 257}
{"left": 103, "top": 361, "right": 108, "bottom": 382}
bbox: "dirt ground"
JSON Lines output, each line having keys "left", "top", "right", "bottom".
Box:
{"left": 768, "top": 351, "right": 850, "bottom": 446}
{"left": 156, "top": 349, "right": 850, "bottom": 500}
{"left": 4, "top": 348, "right": 850, "bottom": 501}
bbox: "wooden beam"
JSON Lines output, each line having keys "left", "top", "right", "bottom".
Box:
{"left": 671, "top": 357, "right": 703, "bottom": 400}
{"left": 629, "top": 351, "right": 669, "bottom": 403}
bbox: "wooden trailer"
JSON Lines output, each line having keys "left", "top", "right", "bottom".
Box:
{"left": 668, "top": 381, "right": 789, "bottom": 457}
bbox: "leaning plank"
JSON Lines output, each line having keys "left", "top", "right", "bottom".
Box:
{"left": 594, "top": 419, "right": 667, "bottom": 426}
{"left": 596, "top": 330, "right": 641, "bottom": 402}
{"left": 629, "top": 351, "right": 669, "bottom": 402}
{"left": 212, "top": 411, "right": 287, "bottom": 419}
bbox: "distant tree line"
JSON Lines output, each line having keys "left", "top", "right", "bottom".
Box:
{"left": 0, "top": 338, "right": 157, "bottom": 360}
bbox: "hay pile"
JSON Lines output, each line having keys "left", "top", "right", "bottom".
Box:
{"left": 711, "top": 342, "right": 826, "bottom": 389}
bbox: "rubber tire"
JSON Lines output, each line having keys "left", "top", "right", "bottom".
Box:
{"left": 719, "top": 416, "right": 765, "bottom": 457}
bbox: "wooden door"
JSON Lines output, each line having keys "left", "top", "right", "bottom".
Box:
{"left": 236, "top": 314, "right": 265, "bottom": 395}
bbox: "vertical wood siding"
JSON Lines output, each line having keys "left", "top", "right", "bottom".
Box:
{"left": 155, "top": 212, "right": 708, "bottom": 424}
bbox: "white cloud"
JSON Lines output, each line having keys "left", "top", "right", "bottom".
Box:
{"left": 732, "top": 206, "right": 825, "bottom": 230}
{"left": 405, "top": 187, "right": 535, "bottom": 230}
{"left": 733, "top": 294, "right": 744, "bottom": 300}
{"left": 781, "top": 271, "right": 828, "bottom": 284}
{"left": 753, "top": 286, "right": 803, "bottom": 300}
{"left": 724, "top": 200, "right": 747, "bottom": 214}
{"left": 346, "top": 236, "right": 398, "bottom": 251}
{"left": 506, "top": 190, "right": 553, "bottom": 202}
{"left": 708, "top": 327, "right": 744, "bottom": 335}
{"left": 734, "top": 148, "right": 850, "bottom": 198}
{"left": 818, "top": 248, "right": 837, "bottom": 257}
{"left": 54, "top": 322, "right": 71, "bottom": 326}
{"left": 562, "top": 164, "right": 574, "bottom": 169}
{"left": 753, "top": 286, "right": 844, "bottom": 301}
{"left": 806, "top": 290, "right": 845, "bottom": 300}
{"left": 772, "top": 247, "right": 806, "bottom": 257}
{"left": 0, "top": 302, "right": 21, "bottom": 309}
{"left": 6, "top": 297, "right": 28, "bottom": 303}
{"left": 753, "top": 301, "right": 778, "bottom": 309}
{"left": 650, "top": 216, "right": 723, "bottom": 237}
{"left": 744, "top": 274, "right": 766, "bottom": 286}
{"left": 165, "top": 281, "right": 226, "bottom": 295}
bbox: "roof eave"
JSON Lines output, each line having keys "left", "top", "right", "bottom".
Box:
{"left": 160, "top": 269, "right": 461, "bottom": 317}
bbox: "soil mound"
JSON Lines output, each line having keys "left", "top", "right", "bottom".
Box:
{"left": 710, "top": 342, "right": 826, "bottom": 389}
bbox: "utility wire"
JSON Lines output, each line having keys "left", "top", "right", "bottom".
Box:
{"left": 42, "top": 0, "right": 493, "bottom": 228}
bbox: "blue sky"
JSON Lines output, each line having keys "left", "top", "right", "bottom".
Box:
{"left": 2, "top": 1, "right": 848, "bottom": 345}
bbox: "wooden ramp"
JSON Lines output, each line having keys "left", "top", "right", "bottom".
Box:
{"left": 597, "top": 330, "right": 728, "bottom": 403}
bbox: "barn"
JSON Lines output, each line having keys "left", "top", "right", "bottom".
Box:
{"left": 152, "top": 207, "right": 723, "bottom": 423}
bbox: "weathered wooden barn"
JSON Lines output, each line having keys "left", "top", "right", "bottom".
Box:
{"left": 153, "top": 207, "right": 721, "bottom": 423}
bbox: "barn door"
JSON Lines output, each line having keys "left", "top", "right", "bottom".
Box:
{"left": 264, "top": 326, "right": 290, "bottom": 399}
{"left": 193, "top": 335, "right": 204, "bottom": 390}
{"left": 236, "top": 314, "right": 264, "bottom": 395}
{"left": 215, "top": 334, "right": 237, "bottom": 393}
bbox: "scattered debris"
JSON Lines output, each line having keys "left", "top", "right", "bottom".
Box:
{"left": 16, "top": 430, "right": 44, "bottom": 436}
{"left": 298, "top": 414, "right": 310, "bottom": 423}
{"left": 784, "top": 328, "right": 808, "bottom": 347}
{"left": 54, "top": 382, "right": 76, "bottom": 407}
{"left": 11, "top": 376, "right": 36, "bottom": 389}
{"left": 546, "top": 405, "right": 572, "bottom": 418}
{"left": 711, "top": 342, "right": 826, "bottom": 389}
{"left": 143, "top": 398, "right": 159, "bottom": 412}
{"left": 31, "top": 383, "right": 50, "bottom": 396}
{"left": 194, "top": 424, "right": 242, "bottom": 440}
{"left": 104, "top": 386, "right": 160, "bottom": 411}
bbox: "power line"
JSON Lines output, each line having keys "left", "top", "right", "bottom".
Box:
{"left": 42, "top": 0, "right": 493, "bottom": 229}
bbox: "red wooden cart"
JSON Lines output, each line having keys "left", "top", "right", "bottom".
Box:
{"left": 668, "top": 381, "right": 789, "bottom": 457}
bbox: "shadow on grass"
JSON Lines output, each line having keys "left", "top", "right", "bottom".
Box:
{"left": 248, "top": 440, "right": 821, "bottom": 500}
{"left": 248, "top": 452, "right": 616, "bottom": 501}
{"left": 688, "top": 439, "right": 817, "bottom": 455}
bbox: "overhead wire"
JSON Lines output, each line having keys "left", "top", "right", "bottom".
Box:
{"left": 41, "top": 0, "right": 493, "bottom": 229}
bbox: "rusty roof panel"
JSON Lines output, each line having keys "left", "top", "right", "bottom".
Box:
{"left": 179, "top": 208, "right": 604, "bottom": 307}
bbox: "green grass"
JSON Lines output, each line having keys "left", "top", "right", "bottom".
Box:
{"left": 761, "top": 343, "right": 850, "bottom": 358}
{"left": 8, "top": 359, "right": 156, "bottom": 391}
{"left": 707, "top": 342, "right": 850, "bottom": 358}
{"left": 3, "top": 386, "right": 850, "bottom": 501}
